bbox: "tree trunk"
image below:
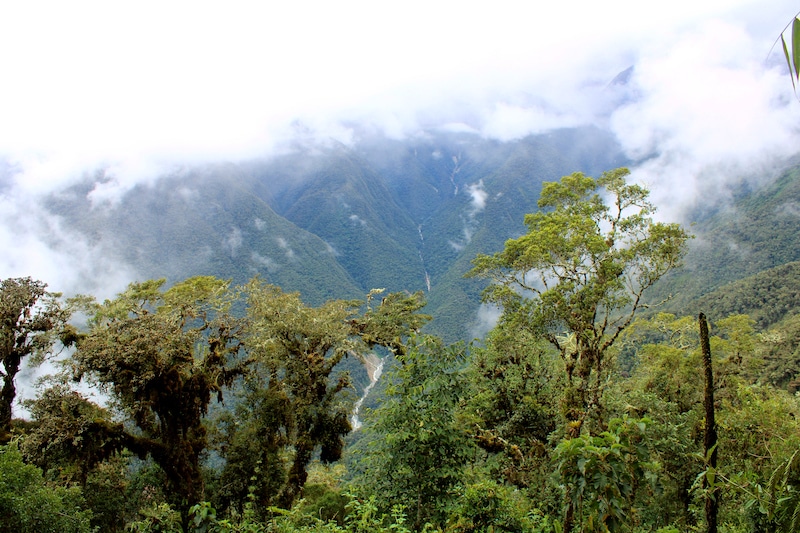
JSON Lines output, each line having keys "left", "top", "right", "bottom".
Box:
{"left": 699, "top": 313, "right": 718, "bottom": 533}
{"left": 564, "top": 492, "right": 576, "bottom": 533}
{"left": 279, "top": 435, "right": 313, "bottom": 509}
{"left": 0, "top": 353, "right": 21, "bottom": 444}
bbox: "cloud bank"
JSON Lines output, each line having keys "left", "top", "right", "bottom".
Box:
{"left": 0, "top": 0, "right": 799, "bottom": 292}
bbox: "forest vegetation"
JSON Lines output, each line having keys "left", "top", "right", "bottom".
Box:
{"left": 3, "top": 167, "right": 800, "bottom": 533}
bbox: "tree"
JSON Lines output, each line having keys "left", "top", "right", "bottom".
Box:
{"left": 358, "top": 335, "right": 474, "bottom": 530}
{"left": 0, "top": 440, "right": 94, "bottom": 533}
{"left": 464, "top": 320, "right": 560, "bottom": 490}
{"left": 69, "top": 276, "right": 248, "bottom": 529}
{"left": 22, "top": 384, "right": 121, "bottom": 486}
{"left": 227, "top": 281, "right": 428, "bottom": 512}
{"left": 470, "top": 168, "right": 689, "bottom": 437}
{"left": 0, "top": 277, "right": 73, "bottom": 443}
{"left": 469, "top": 168, "right": 688, "bottom": 533}
{"left": 554, "top": 416, "right": 658, "bottom": 533}
{"left": 612, "top": 312, "right": 797, "bottom": 530}
{"left": 699, "top": 313, "right": 718, "bottom": 533}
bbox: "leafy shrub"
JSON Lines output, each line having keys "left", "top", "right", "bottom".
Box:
{"left": 0, "top": 440, "right": 93, "bottom": 533}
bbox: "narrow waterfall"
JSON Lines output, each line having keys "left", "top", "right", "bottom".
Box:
{"left": 350, "top": 355, "right": 384, "bottom": 431}
{"left": 418, "top": 225, "right": 431, "bottom": 292}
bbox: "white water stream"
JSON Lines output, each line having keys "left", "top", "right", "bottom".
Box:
{"left": 350, "top": 356, "right": 384, "bottom": 430}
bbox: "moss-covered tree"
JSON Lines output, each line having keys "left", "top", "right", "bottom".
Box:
{"left": 0, "top": 277, "right": 73, "bottom": 443}
{"left": 226, "top": 281, "right": 428, "bottom": 512}
{"left": 469, "top": 168, "right": 689, "bottom": 531}
{"left": 69, "top": 276, "right": 248, "bottom": 529}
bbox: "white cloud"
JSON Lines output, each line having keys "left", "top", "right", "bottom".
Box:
{"left": 349, "top": 214, "right": 367, "bottom": 227}
{"left": 276, "top": 236, "right": 296, "bottom": 260}
{"left": 1, "top": 1, "right": 794, "bottom": 197}
{"left": 610, "top": 18, "right": 800, "bottom": 220}
{"left": 0, "top": 0, "right": 798, "bottom": 297}
{"left": 470, "top": 303, "right": 502, "bottom": 340}
{"left": 448, "top": 240, "right": 465, "bottom": 252}
{"left": 0, "top": 189, "right": 134, "bottom": 297}
{"left": 466, "top": 180, "right": 488, "bottom": 213}
{"left": 223, "top": 227, "right": 243, "bottom": 256}
{"left": 482, "top": 103, "right": 580, "bottom": 141}
{"left": 251, "top": 252, "right": 279, "bottom": 273}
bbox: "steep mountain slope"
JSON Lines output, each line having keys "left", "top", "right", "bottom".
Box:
{"left": 420, "top": 128, "right": 629, "bottom": 340}
{"left": 688, "top": 261, "right": 800, "bottom": 330}
{"left": 45, "top": 127, "right": 632, "bottom": 338}
{"left": 47, "top": 166, "right": 362, "bottom": 305}
{"left": 655, "top": 163, "right": 800, "bottom": 317}
{"left": 42, "top": 128, "right": 800, "bottom": 342}
{"left": 268, "top": 149, "right": 426, "bottom": 294}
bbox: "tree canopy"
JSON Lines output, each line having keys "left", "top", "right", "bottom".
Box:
{"left": 6, "top": 165, "right": 800, "bottom": 533}
{"left": 66, "top": 276, "right": 247, "bottom": 527}
{"left": 0, "top": 277, "right": 73, "bottom": 443}
{"left": 471, "top": 167, "right": 689, "bottom": 435}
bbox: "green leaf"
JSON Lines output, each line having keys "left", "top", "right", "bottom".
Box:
{"left": 785, "top": 30, "right": 800, "bottom": 94}
{"left": 792, "top": 17, "right": 800, "bottom": 81}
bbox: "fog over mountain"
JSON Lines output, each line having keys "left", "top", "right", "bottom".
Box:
{"left": 1, "top": 0, "right": 800, "bottom": 299}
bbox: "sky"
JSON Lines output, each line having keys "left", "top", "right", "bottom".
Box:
{"left": 1, "top": 0, "right": 800, "bottom": 296}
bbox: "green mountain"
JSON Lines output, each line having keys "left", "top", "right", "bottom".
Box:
{"left": 45, "top": 127, "right": 627, "bottom": 340}
{"left": 47, "top": 166, "right": 362, "bottom": 305}
{"left": 46, "top": 127, "right": 800, "bottom": 342}
{"left": 654, "top": 163, "right": 800, "bottom": 320}
{"left": 269, "top": 148, "right": 426, "bottom": 294}
{"left": 692, "top": 261, "right": 800, "bottom": 330}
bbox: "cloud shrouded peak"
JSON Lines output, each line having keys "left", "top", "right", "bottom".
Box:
{"left": 0, "top": 0, "right": 799, "bottom": 290}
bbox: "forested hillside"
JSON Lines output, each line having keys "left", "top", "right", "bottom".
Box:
{"left": 5, "top": 0, "right": 800, "bottom": 531}
{"left": 4, "top": 163, "right": 800, "bottom": 533}
{"left": 655, "top": 162, "right": 800, "bottom": 317}
{"left": 46, "top": 127, "right": 800, "bottom": 344}
{"left": 46, "top": 127, "right": 625, "bottom": 340}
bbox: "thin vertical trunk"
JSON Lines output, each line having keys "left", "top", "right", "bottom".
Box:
{"left": 564, "top": 492, "right": 576, "bottom": 533}
{"left": 0, "top": 353, "right": 21, "bottom": 444}
{"left": 699, "top": 313, "right": 718, "bottom": 533}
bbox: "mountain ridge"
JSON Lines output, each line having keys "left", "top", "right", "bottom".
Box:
{"left": 43, "top": 126, "right": 800, "bottom": 341}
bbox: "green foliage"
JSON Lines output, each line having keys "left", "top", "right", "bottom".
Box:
{"left": 82, "top": 455, "right": 146, "bottom": 532}
{"left": 554, "top": 416, "right": 658, "bottom": 532}
{"left": 615, "top": 312, "right": 800, "bottom": 530}
{"left": 463, "top": 321, "right": 560, "bottom": 489}
{"left": 216, "top": 282, "right": 428, "bottom": 513}
{"left": 358, "top": 335, "right": 474, "bottom": 530}
{"left": 0, "top": 440, "right": 94, "bottom": 533}
{"left": 781, "top": 14, "right": 800, "bottom": 96}
{"left": 747, "top": 449, "right": 800, "bottom": 532}
{"left": 69, "top": 276, "right": 249, "bottom": 525}
{"left": 448, "top": 480, "right": 540, "bottom": 532}
{"left": 470, "top": 168, "right": 689, "bottom": 435}
{"left": 717, "top": 384, "right": 800, "bottom": 531}
{"left": 341, "top": 496, "right": 415, "bottom": 533}
{"left": 22, "top": 384, "right": 122, "bottom": 485}
{"left": 237, "top": 281, "right": 358, "bottom": 510}
{"left": 756, "top": 312, "right": 800, "bottom": 391}
{"left": 297, "top": 483, "right": 350, "bottom": 525}
{"left": 127, "top": 503, "right": 183, "bottom": 533}
{"left": 0, "top": 277, "right": 74, "bottom": 443}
